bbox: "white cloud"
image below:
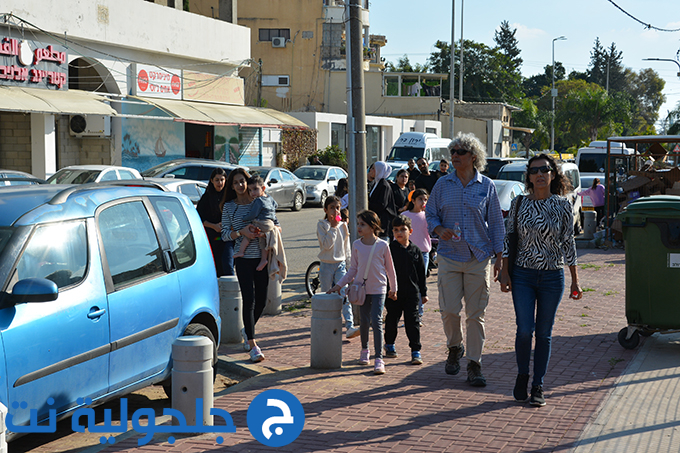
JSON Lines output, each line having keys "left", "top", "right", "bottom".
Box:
{"left": 508, "top": 23, "right": 547, "bottom": 42}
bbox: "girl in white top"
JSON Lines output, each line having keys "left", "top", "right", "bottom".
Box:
{"left": 403, "top": 188, "right": 432, "bottom": 322}
{"left": 330, "top": 210, "right": 398, "bottom": 375}
{"left": 317, "top": 196, "right": 359, "bottom": 339}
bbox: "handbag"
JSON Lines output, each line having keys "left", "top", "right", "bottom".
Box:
{"left": 348, "top": 242, "right": 377, "bottom": 306}
{"left": 506, "top": 195, "right": 524, "bottom": 276}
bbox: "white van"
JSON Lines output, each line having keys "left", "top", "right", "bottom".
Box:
{"left": 575, "top": 141, "right": 637, "bottom": 176}
{"left": 386, "top": 132, "right": 451, "bottom": 166}
{"left": 497, "top": 160, "right": 583, "bottom": 234}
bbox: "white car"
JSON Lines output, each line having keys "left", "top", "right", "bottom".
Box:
{"left": 491, "top": 179, "right": 527, "bottom": 230}
{"left": 144, "top": 178, "right": 207, "bottom": 206}
{"left": 293, "top": 165, "right": 348, "bottom": 206}
{"left": 46, "top": 165, "right": 142, "bottom": 184}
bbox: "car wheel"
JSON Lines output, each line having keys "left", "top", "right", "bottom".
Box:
{"left": 319, "top": 190, "right": 327, "bottom": 206}
{"left": 292, "top": 191, "right": 303, "bottom": 211}
{"left": 162, "top": 323, "right": 217, "bottom": 399}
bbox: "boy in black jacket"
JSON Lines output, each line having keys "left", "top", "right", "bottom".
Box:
{"left": 384, "top": 215, "right": 428, "bottom": 364}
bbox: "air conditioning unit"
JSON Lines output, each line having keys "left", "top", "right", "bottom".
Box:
{"left": 271, "top": 37, "right": 286, "bottom": 48}
{"left": 69, "top": 115, "right": 111, "bottom": 137}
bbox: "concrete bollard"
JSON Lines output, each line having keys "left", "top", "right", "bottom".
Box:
{"left": 263, "top": 278, "right": 282, "bottom": 315}
{"left": 218, "top": 276, "right": 244, "bottom": 344}
{"left": 583, "top": 210, "right": 597, "bottom": 240}
{"left": 172, "top": 336, "right": 214, "bottom": 427}
{"left": 310, "top": 293, "right": 343, "bottom": 369}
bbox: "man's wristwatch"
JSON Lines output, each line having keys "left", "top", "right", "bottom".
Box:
{"left": 234, "top": 229, "right": 241, "bottom": 239}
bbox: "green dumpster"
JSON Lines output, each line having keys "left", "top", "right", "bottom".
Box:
{"left": 617, "top": 195, "right": 680, "bottom": 349}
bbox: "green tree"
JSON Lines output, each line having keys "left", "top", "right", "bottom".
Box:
{"left": 494, "top": 20, "right": 523, "bottom": 72}
{"left": 523, "top": 62, "right": 565, "bottom": 99}
{"left": 512, "top": 98, "right": 550, "bottom": 152}
{"left": 427, "top": 40, "right": 452, "bottom": 98}
{"left": 385, "top": 55, "right": 427, "bottom": 73}
{"left": 587, "top": 38, "right": 625, "bottom": 92}
{"left": 626, "top": 68, "right": 666, "bottom": 131}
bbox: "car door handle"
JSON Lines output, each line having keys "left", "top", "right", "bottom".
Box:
{"left": 87, "top": 308, "right": 107, "bottom": 319}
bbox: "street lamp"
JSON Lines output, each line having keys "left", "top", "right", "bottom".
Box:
{"left": 642, "top": 58, "right": 680, "bottom": 78}
{"left": 551, "top": 36, "right": 566, "bottom": 153}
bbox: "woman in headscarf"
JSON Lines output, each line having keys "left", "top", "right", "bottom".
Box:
{"left": 368, "top": 161, "right": 397, "bottom": 238}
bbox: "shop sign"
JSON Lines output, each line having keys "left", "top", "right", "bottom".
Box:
{"left": 130, "top": 63, "right": 182, "bottom": 100}
{"left": 0, "top": 27, "right": 68, "bottom": 90}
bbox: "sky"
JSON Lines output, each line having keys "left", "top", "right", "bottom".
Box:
{"left": 369, "top": 0, "right": 680, "bottom": 131}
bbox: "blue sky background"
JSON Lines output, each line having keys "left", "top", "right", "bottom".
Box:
{"left": 369, "top": 0, "right": 680, "bottom": 130}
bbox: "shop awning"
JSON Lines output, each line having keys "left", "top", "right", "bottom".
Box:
{"left": 132, "top": 96, "right": 308, "bottom": 128}
{"left": 0, "top": 86, "right": 117, "bottom": 116}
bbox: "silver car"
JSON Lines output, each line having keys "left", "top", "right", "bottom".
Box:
{"left": 491, "top": 179, "right": 527, "bottom": 229}
{"left": 144, "top": 178, "right": 207, "bottom": 206}
{"left": 46, "top": 165, "right": 142, "bottom": 184}
{"left": 248, "top": 166, "right": 307, "bottom": 211}
{"left": 294, "top": 165, "right": 348, "bottom": 206}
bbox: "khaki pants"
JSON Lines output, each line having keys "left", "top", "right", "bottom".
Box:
{"left": 438, "top": 254, "right": 491, "bottom": 364}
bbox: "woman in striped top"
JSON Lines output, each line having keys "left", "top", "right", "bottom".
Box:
{"left": 221, "top": 168, "right": 276, "bottom": 362}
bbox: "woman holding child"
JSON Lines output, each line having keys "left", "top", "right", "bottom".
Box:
{"left": 221, "top": 168, "right": 276, "bottom": 363}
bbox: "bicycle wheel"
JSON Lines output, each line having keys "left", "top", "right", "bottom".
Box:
{"left": 305, "top": 261, "right": 321, "bottom": 298}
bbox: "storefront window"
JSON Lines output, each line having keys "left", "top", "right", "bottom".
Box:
{"left": 367, "top": 126, "right": 380, "bottom": 163}
{"left": 331, "top": 123, "right": 346, "bottom": 152}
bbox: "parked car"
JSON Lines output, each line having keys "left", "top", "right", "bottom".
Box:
{"left": 140, "top": 159, "right": 245, "bottom": 183}
{"left": 483, "top": 158, "right": 528, "bottom": 179}
{"left": 293, "top": 165, "right": 348, "bottom": 206}
{"left": 248, "top": 166, "right": 306, "bottom": 211}
{"left": 144, "top": 178, "right": 207, "bottom": 206}
{"left": 491, "top": 179, "right": 527, "bottom": 229}
{"left": 0, "top": 183, "right": 220, "bottom": 439}
{"left": 0, "top": 170, "right": 45, "bottom": 186}
{"left": 46, "top": 165, "right": 142, "bottom": 184}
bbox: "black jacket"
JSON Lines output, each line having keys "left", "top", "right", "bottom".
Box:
{"left": 389, "top": 240, "right": 427, "bottom": 300}
{"left": 368, "top": 179, "right": 397, "bottom": 235}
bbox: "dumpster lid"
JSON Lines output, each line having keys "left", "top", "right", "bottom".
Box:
{"left": 623, "top": 195, "right": 680, "bottom": 217}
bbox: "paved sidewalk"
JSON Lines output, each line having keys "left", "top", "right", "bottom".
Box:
{"left": 101, "top": 248, "right": 651, "bottom": 452}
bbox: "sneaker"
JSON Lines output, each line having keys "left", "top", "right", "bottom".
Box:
{"left": 359, "top": 349, "right": 370, "bottom": 365}
{"left": 530, "top": 385, "right": 546, "bottom": 407}
{"left": 411, "top": 351, "right": 423, "bottom": 365}
{"left": 445, "top": 345, "right": 465, "bottom": 375}
{"left": 514, "top": 374, "right": 530, "bottom": 402}
{"left": 384, "top": 344, "right": 398, "bottom": 358}
{"left": 241, "top": 328, "right": 251, "bottom": 352}
{"left": 346, "top": 326, "right": 360, "bottom": 339}
{"left": 466, "top": 361, "right": 487, "bottom": 387}
{"left": 249, "top": 346, "right": 265, "bottom": 363}
{"left": 374, "top": 358, "right": 385, "bottom": 375}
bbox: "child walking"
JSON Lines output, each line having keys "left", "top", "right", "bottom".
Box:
{"left": 384, "top": 215, "right": 428, "bottom": 364}
{"left": 330, "top": 210, "right": 397, "bottom": 375}
{"left": 233, "top": 176, "right": 277, "bottom": 271}
{"left": 402, "top": 188, "right": 432, "bottom": 324}
{"left": 317, "top": 196, "right": 359, "bottom": 339}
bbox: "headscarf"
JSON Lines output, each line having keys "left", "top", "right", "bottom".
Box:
{"left": 370, "top": 161, "right": 392, "bottom": 196}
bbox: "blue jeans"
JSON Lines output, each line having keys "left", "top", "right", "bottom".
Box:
{"left": 221, "top": 240, "right": 235, "bottom": 276}
{"left": 319, "top": 261, "right": 354, "bottom": 328}
{"left": 360, "top": 294, "right": 386, "bottom": 359}
{"left": 512, "top": 266, "right": 565, "bottom": 387}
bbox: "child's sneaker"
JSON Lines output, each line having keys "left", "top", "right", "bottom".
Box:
{"left": 359, "top": 349, "right": 370, "bottom": 365}
{"left": 374, "top": 358, "right": 385, "bottom": 375}
{"left": 384, "top": 344, "right": 398, "bottom": 358}
{"left": 249, "top": 346, "right": 265, "bottom": 363}
{"left": 411, "top": 351, "right": 423, "bottom": 365}
{"left": 346, "top": 326, "right": 360, "bottom": 339}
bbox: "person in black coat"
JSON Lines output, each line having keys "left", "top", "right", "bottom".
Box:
{"left": 196, "top": 168, "right": 232, "bottom": 276}
{"left": 391, "top": 168, "right": 410, "bottom": 213}
{"left": 368, "top": 161, "right": 397, "bottom": 238}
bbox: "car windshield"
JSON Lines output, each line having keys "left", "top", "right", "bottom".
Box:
{"left": 248, "top": 169, "right": 270, "bottom": 179}
{"left": 294, "top": 168, "right": 326, "bottom": 180}
{"left": 387, "top": 146, "right": 425, "bottom": 162}
{"left": 496, "top": 169, "right": 525, "bottom": 182}
{"left": 140, "top": 161, "right": 181, "bottom": 177}
{"left": 47, "top": 169, "right": 101, "bottom": 184}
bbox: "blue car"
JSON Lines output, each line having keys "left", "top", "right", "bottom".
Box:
{"left": 0, "top": 183, "right": 220, "bottom": 439}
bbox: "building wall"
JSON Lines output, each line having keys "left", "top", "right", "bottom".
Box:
{"left": 239, "top": 0, "right": 326, "bottom": 112}
{"left": 56, "top": 117, "right": 114, "bottom": 168}
{"left": 0, "top": 113, "right": 32, "bottom": 172}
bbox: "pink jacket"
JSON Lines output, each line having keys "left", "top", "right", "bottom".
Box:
{"left": 402, "top": 210, "right": 432, "bottom": 253}
{"left": 336, "top": 238, "right": 397, "bottom": 295}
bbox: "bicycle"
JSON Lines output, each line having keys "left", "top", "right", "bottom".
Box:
{"left": 305, "top": 260, "right": 321, "bottom": 298}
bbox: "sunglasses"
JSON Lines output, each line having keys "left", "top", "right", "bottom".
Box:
{"left": 528, "top": 165, "right": 552, "bottom": 175}
{"left": 450, "top": 148, "right": 470, "bottom": 156}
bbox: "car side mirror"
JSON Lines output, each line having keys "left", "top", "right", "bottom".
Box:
{"left": 328, "top": 176, "right": 337, "bottom": 181}
{"left": 269, "top": 179, "right": 278, "bottom": 185}
{"left": 10, "top": 278, "right": 58, "bottom": 304}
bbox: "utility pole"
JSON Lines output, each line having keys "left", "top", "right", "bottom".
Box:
{"left": 458, "top": 0, "right": 464, "bottom": 102}
{"left": 347, "top": 0, "right": 367, "bottom": 241}
{"left": 257, "top": 59, "right": 262, "bottom": 107}
{"left": 449, "top": 0, "right": 455, "bottom": 138}
{"left": 551, "top": 36, "right": 566, "bottom": 153}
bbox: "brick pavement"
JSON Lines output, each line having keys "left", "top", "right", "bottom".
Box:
{"left": 102, "top": 248, "right": 636, "bottom": 453}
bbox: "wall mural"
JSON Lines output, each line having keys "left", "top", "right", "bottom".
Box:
{"left": 214, "top": 125, "right": 240, "bottom": 164}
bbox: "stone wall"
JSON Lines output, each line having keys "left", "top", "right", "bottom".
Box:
{"left": 57, "top": 116, "right": 113, "bottom": 167}
{"left": 0, "top": 113, "right": 32, "bottom": 172}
